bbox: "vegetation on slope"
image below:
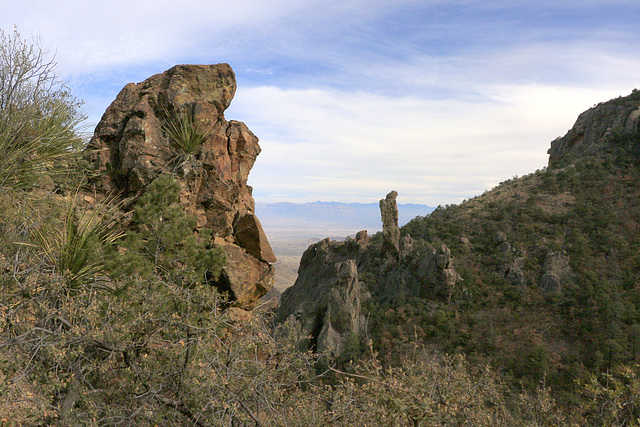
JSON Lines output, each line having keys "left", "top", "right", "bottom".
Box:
{"left": 364, "top": 112, "right": 640, "bottom": 420}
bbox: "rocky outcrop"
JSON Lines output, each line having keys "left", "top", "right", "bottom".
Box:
{"left": 316, "top": 260, "right": 366, "bottom": 357}
{"left": 87, "top": 64, "right": 275, "bottom": 309}
{"left": 380, "top": 190, "right": 400, "bottom": 259}
{"left": 276, "top": 192, "right": 462, "bottom": 356}
{"left": 234, "top": 212, "right": 277, "bottom": 263}
{"left": 212, "top": 237, "right": 274, "bottom": 308}
{"left": 539, "top": 251, "right": 573, "bottom": 294}
{"left": 494, "top": 231, "right": 511, "bottom": 253}
{"left": 382, "top": 243, "right": 461, "bottom": 301}
{"left": 548, "top": 90, "right": 640, "bottom": 166}
{"left": 277, "top": 237, "right": 369, "bottom": 352}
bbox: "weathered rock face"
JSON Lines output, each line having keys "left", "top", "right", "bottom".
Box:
{"left": 380, "top": 190, "right": 401, "bottom": 258}
{"left": 380, "top": 242, "right": 461, "bottom": 302}
{"left": 277, "top": 237, "right": 369, "bottom": 353}
{"left": 213, "top": 237, "right": 275, "bottom": 308}
{"left": 316, "top": 260, "right": 365, "bottom": 357}
{"left": 539, "top": 251, "right": 573, "bottom": 294}
{"left": 548, "top": 90, "right": 640, "bottom": 166}
{"left": 87, "top": 64, "right": 275, "bottom": 309}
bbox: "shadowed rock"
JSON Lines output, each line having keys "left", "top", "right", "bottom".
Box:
{"left": 277, "top": 237, "right": 369, "bottom": 353}
{"left": 234, "top": 212, "right": 277, "bottom": 263}
{"left": 317, "top": 260, "right": 365, "bottom": 357}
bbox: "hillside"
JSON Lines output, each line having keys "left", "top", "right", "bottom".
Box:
{"left": 278, "top": 89, "right": 640, "bottom": 412}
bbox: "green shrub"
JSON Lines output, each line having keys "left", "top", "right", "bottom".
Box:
{"left": 106, "top": 174, "right": 225, "bottom": 286}
{"left": 32, "top": 193, "right": 124, "bottom": 288}
{"left": 0, "top": 27, "right": 85, "bottom": 190}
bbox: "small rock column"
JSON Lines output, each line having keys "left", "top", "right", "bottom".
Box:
{"left": 380, "top": 190, "right": 401, "bottom": 259}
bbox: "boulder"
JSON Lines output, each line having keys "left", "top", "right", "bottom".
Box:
{"left": 212, "top": 238, "right": 275, "bottom": 309}
{"left": 539, "top": 251, "right": 572, "bottom": 293}
{"left": 234, "top": 212, "right": 277, "bottom": 263}
{"left": 494, "top": 231, "right": 511, "bottom": 253}
{"left": 505, "top": 257, "right": 527, "bottom": 288}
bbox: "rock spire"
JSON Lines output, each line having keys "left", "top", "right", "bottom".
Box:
{"left": 87, "top": 64, "right": 275, "bottom": 309}
{"left": 380, "top": 190, "right": 401, "bottom": 259}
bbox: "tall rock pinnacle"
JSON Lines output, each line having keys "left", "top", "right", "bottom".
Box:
{"left": 380, "top": 190, "right": 401, "bottom": 259}
{"left": 86, "top": 64, "right": 275, "bottom": 308}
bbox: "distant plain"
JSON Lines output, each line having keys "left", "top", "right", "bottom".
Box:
{"left": 256, "top": 201, "right": 434, "bottom": 291}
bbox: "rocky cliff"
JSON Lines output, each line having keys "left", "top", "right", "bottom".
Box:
{"left": 278, "top": 90, "right": 640, "bottom": 360}
{"left": 548, "top": 89, "right": 640, "bottom": 166}
{"left": 87, "top": 64, "right": 275, "bottom": 309}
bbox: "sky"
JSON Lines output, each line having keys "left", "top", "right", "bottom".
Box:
{"left": 3, "top": 1, "right": 639, "bottom": 205}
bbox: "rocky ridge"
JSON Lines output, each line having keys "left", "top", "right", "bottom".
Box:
{"left": 277, "top": 191, "right": 460, "bottom": 356}
{"left": 548, "top": 89, "right": 640, "bottom": 166}
{"left": 87, "top": 64, "right": 275, "bottom": 309}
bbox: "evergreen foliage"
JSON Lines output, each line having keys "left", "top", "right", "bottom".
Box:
{"left": 106, "top": 174, "right": 225, "bottom": 287}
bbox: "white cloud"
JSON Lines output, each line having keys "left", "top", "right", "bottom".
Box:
{"left": 3, "top": 0, "right": 311, "bottom": 72}
{"left": 2, "top": 1, "right": 639, "bottom": 205}
{"left": 230, "top": 82, "right": 626, "bottom": 205}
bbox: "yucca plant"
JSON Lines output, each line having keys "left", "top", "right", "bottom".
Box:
{"left": 33, "top": 193, "right": 125, "bottom": 288}
{"left": 0, "top": 109, "right": 84, "bottom": 190}
{"left": 161, "top": 105, "right": 216, "bottom": 157}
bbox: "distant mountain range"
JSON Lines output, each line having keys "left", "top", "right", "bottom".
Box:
{"left": 255, "top": 201, "right": 434, "bottom": 236}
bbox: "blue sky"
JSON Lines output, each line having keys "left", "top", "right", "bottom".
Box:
{"left": 3, "top": 1, "right": 639, "bottom": 205}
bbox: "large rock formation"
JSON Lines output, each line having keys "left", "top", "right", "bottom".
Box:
{"left": 316, "top": 260, "right": 365, "bottom": 357}
{"left": 277, "top": 236, "right": 369, "bottom": 353}
{"left": 548, "top": 89, "right": 640, "bottom": 166}
{"left": 87, "top": 64, "right": 275, "bottom": 309}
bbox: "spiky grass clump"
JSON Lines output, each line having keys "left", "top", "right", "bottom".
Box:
{"left": 33, "top": 193, "right": 125, "bottom": 288}
{"left": 0, "top": 106, "right": 84, "bottom": 190}
{"left": 162, "top": 106, "right": 216, "bottom": 156}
